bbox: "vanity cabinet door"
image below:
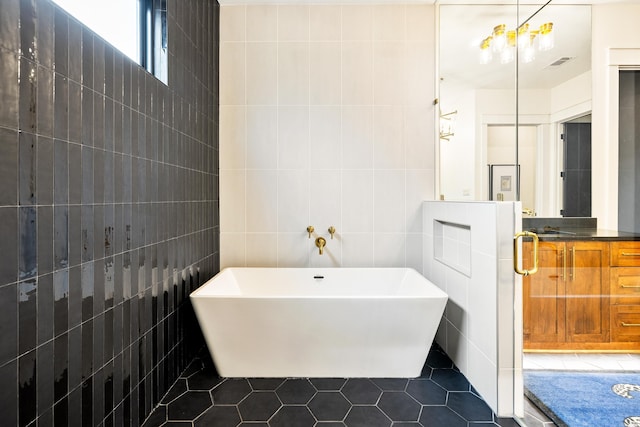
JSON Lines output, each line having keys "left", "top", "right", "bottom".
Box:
{"left": 564, "top": 241, "right": 610, "bottom": 344}
{"left": 523, "top": 241, "right": 566, "bottom": 344}
{"left": 523, "top": 240, "right": 610, "bottom": 349}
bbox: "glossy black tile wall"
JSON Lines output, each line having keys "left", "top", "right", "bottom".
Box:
{"left": 0, "top": 0, "right": 220, "bottom": 426}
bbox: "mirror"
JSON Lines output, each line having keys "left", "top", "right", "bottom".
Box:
{"left": 438, "top": 3, "right": 592, "bottom": 217}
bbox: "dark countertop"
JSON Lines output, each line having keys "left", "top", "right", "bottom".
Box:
{"left": 524, "top": 228, "right": 640, "bottom": 241}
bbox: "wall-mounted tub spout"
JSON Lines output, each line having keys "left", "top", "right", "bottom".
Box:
{"left": 315, "top": 236, "right": 326, "bottom": 255}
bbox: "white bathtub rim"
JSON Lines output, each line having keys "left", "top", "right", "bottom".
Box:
{"left": 190, "top": 267, "right": 448, "bottom": 300}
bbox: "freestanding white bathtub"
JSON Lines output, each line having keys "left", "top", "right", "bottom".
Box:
{"left": 190, "top": 268, "right": 448, "bottom": 378}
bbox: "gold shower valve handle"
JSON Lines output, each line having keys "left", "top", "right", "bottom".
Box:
{"left": 328, "top": 226, "right": 336, "bottom": 239}
{"left": 306, "top": 226, "right": 314, "bottom": 239}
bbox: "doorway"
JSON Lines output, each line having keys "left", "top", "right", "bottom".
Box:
{"left": 517, "top": 70, "right": 640, "bottom": 426}
{"left": 561, "top": 119, "right": 592, "bottom": 217}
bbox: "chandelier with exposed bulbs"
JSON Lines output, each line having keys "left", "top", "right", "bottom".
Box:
{"left": 479, "top": 22, "right": 554, "bottom": 65}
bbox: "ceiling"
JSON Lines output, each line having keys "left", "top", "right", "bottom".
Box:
{"left": 439, "top": 3, "right": 592, "bottom": 90}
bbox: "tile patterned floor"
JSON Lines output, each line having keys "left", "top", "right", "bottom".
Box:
{"left": 142, "top": 344, "right": 520, "bottom": 427}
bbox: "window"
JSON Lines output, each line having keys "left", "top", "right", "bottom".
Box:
{"left": 52, "top": 0, "right": 167, "bottom": 83}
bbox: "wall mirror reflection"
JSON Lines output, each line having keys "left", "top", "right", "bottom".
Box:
{"left": 438, "top": 3, "right": 592, "bottom": 218}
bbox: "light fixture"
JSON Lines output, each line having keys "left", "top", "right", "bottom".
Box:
{"left": 500, "top": 30, "right": 516, "bottom": 64}
{"left": 479, "top": 37, "right": 492, "bottom": 64}
{"left": 522, "top": 33, "right": 537, "bottom": 63}
{"left": 492, "top": 24, "right": 507, "bottom": 53}
{"left": 538, "top": 22, "right": 554, "bottom": 51}
{"left": 439, "top": 110, "right": 457, "bottom": 141}
{"left": 478, "top": 22, "right": 554, "bottom": 64}
{"left": 517, "top": 23, "right": 530, "bottom": 50}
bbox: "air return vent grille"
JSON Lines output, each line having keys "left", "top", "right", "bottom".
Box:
{"left": 547, "top": 57, "right": 574, "bottom": 67}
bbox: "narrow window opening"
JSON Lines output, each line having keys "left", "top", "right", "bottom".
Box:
{"left": 52, "top": 0, "right": 167, "bottom": 83}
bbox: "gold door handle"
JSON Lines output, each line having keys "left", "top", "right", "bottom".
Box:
{"left": 621, "top": 322, "right": 640, "bottom": 327}
{"left": 621, "top": 252, "right": 640, "bottom": 256}
{"left": 560, "top": 247, "right": 566, "bottom": 281}
{"left": 620, "top": 284, "right": 640, "bottom": 289}
{"left": 514, "top": 231, "right": 538, "bottom": 276}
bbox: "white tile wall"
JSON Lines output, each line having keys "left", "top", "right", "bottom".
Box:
{"left": 423, "top": 200, "right": 522, "bottom": 417}
{"left": 220, "top": 4, "right": 436, "bottom": 268}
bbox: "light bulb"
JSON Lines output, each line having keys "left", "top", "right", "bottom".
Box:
{"left": 492, "top": 24, "right": 507, "bottom": 53}
{"left": 517, "top": 23, "right": 530, "bottom": 51}
{"left": 479, "top": 37, "right": 492, "bottom": 64}
{"left": 538, "top": 22, "right": 554, "bottom": 51}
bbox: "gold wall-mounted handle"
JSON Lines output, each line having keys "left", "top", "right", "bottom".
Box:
{"left": 514, "top": 231, "right": 539, "bottom": 276}
{"left": 328, "top": 226, "right": 336, "bottom": 239}
{"left": 307, "top": 226, "right": 314, "bottom": 239}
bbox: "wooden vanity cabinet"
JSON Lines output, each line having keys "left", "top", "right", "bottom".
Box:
{"left": 523, "top": 241, "right": 565, "bottom": 345}
{"left": 523, "top": 240, "right": 610, "bottom": 350}
{"left": 610, "top": 242, "right": 640, "bottom": 343}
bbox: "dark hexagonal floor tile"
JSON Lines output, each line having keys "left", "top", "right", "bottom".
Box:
{"left": 144, "top": 344, "right": 506, "bottom": 427}
{"left": 270, "top": 406, "right": 316, "bottom": 427}
{"left": 167, "top": 391, "right": 212, "bottom": 421}
{"left": 181, "top": 358, "right": 207, "bottom": 378}
{"left": 276, "top": 379, "right": 316, "bottom": 404}
{"left": 496, "top": 415, "right": 521, "bottom": 426}
{"left": 237, "top": 391, "right": 282, "bottom": 421}
{"left": 377, "top": 391, "right": 421, "bottom": 422}
{"left": 420, "top": 364, "right": 433, "bottom": 378}
{"left": 431, "top": 368, "right": 470, "bottom": 392}
{"left": 341, "top": 379, "right": 381, "bottom": 404}
{"left": 194, "top": 405, "right": 241, "bottom": 426}
{"left": 447, "top": 391, "right": 494, "bottom": 422}
{"left": 142, "top": 405, "right": 166, "bottom": 426}
{"left": 309, "top": 378, "right": 347, "bottom": 391}
{"left": 211, "top": 379, "right": 252, "bottom": 404}
{"left": 248, "top": 378, "right": 285, "bottom": 391}
{"left": 371, "top": 378, "right": 408, "bottom": 391}
{"left": 308, "top": 391, "right": 351, "bottom": 421}
{"left": 162, "top": 379, "right": 188, "bottom": 403}
{"left": 406, "top": 379, "right": 447, "bottom": 405}
{"left": 419, "top": 405, "right": 467, "bottom": 427}
{"left": 425, "top": 346, "right": 454, "bottom": 369}
{"left": 344, "top": 406, "right": 391, "bottom": 427}
{"left": 187, "top": 368, "right": 223, "bottom": 391}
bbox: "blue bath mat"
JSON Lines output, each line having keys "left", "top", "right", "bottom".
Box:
{"left": 524, "top": 371, "right": 640, "bottom": 427}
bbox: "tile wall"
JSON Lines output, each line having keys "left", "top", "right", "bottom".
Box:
{"left": 0, "top": 0, "right": 219, "bottom": 426}
{"left": 422, "top": 200, "right": 522, "bottom": 417}
{"left": 219, "top": 4, "right": 436, "bottom": 268}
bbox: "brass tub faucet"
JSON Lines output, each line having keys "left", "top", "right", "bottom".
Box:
{"left": 315, "top": 236, "right": 326, "bottom": 255}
